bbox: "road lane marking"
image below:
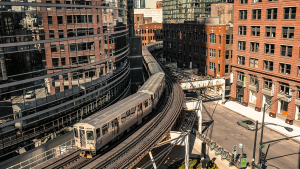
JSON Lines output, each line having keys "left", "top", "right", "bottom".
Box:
{"left": 282, "top": 155, "right": 292, "bottom": 161}
{"left": 227, "top": 124, "right": 232, "bottom": 128}
{"left": 250, "top": 137, "right": 254, "bottom": 141}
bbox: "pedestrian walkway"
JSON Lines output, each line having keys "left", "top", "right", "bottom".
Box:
{"left": 217, "top": 100, "right": 300, "bottom": 141}
{"left": 192, "top": 135, "right": 251, "bottom": 169}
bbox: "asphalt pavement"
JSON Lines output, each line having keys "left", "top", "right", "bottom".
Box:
{"left": 200, "top": 101, "right": 300, "bottom": 169}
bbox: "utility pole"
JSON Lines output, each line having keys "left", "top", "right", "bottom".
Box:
{"left": 252, "top": 120, "right": 258, "bottom": 169}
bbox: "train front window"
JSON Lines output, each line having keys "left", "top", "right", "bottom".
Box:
{"left": 86, "top": 131, "right": 94, "bottom": 140}
{"left": 74, "top": 128, "right": 78, "bottom": 138}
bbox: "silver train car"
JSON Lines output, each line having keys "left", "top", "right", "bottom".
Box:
{"left": 74, "top": 42, "right": 165, "bottom": 158}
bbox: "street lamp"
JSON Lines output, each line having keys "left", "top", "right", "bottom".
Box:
{"left": 252, "top": 93, "right": 294, "bottom": 169}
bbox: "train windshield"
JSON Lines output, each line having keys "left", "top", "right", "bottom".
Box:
{"left": 74, "top": 128, "right": 78, "bottom": 138}
{"left": 86, "top": 131, "right": 94, "bottom": 140}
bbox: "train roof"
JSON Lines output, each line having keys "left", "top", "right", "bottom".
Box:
{"left": 138, "top": 73, "right": 165, "bottom": 94}
{"left": 143, "top": 55, "right": 157, "bottom": 64}
{"left": 148, "top": 62, "right": 164, "bottom": 75}
{"left": 81, "top": 92, "right": 150, "bottom": 127}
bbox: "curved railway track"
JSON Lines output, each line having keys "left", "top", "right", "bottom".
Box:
{"left": 40, "top": 48, "right": 185, "bottom": 169}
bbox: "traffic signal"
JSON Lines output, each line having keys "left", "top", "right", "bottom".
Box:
{"left": 260, "top": 152, "right": 267, "bottom": 165}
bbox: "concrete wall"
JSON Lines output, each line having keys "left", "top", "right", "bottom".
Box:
{"left": 0, "top": 131, "right": 74, "bottom": 169}
{"left": 211, "top": 3, "right": 234, "bottom": 24}
{"left": 134, "top": 9, "right": 162, "bottom": 23}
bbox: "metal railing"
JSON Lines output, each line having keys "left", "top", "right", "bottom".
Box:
{"left": 7, "top": 139, "right": 75, "bottom": 169}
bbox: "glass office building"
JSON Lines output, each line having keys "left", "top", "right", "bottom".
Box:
{"left": 163, "top": 0, "right": 233, "bottom": 23}
{"left": 0, "top": 0, "right": 130, "bottom": 160}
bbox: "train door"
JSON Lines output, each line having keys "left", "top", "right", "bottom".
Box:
{"left": 96, "top": 128, "right": 101, "bottom": 149}
{"left": 111, "top": 118, "right": 119, "bottom": 137}
{"left": 137, "top": 103, "right": 143, "bottom": 119}
{"left": 79, "top": 129, "right": 86, "bottom": 147}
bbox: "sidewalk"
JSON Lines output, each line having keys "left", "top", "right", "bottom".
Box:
{"left": 216, "top": 100, "right": 300, "bottom": 142}
{"left": 192, "top": 136, "right": 251, "bottom": 169}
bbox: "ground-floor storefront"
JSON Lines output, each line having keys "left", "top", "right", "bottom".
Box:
{"left": 229, "top": 67, "right": 300, "bottom": 125}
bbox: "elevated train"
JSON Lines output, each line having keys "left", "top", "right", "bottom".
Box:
{"left": 74, "top": 42, "right": 164, "bottom": 158}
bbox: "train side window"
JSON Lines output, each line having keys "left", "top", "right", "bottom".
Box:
{"left": 126, "top": 110, "right": 130, "bottom": 117}
{"left": 111, "top": 121, "right": 114, "bottom": 128}
{"left": 131, "top": 107, "right": 136, "bottom": 116}
{"left": 74, "top": 128, "right": 78, "bottom": 138}
{"left": 102, "top": 124, "right": 108, "bottom": 135}
{"left": 145, "top": 100, "right": 148, "bottom": 108}
{"left": 96, "top": 128, "right": 100, "bottom": 138}
{"left": 121, "top": 113, "right": 126, "bottom": 123}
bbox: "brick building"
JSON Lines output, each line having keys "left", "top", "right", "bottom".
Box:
{"left": 163, "top": 3, "right": 233, "bottom": 95}
{"left": 156, "top": 1, "right": 163, "bottom": 9}
{"left": 134, "top": 23, "right": 163, "bottom": 46}
{"left": 230, "top": 0, "right": 300, "bottom": 125}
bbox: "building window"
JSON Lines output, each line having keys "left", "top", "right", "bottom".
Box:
{"left": 168, "top": 42, "right": 171, "bottom": 48}
{"left": 194, "top": 33, "right": 199, "bottom": 41}
{"left": 279, "top": 63, "right": 291, "bottom": 75}
{"left": 238, "top": 41, "right": 246, "bottom": 51}
{"left": 225, "top": 50, "right": 231, "bottom": 59}
{"left": 283, "top": 7, "right": 296, "bottom": 19}
{"left": 268, "top": 0, "right": 278, "bottom": 1}
{"left": 88, "top": 15, "right": 93, "bottom": 23}
{"left": 219, "top": 35, "right": 221, "bottom": 44}
{"left": 237, "top": 71, "right": 244, "bottom": 81}
{"left": 252, "top": 9, "right": 261, "bottom": 20}
{"left": 49, "top": 30, "right": 55, "bottom": 38}
{"left": 263, "top": 60, "right": 273, "bottom": 71}
{"left": 264, "top": 78, "right": 272, "bottom": 90}
{"left": 280, "top": 45, "right": 293, "bottom": 57}
{"left": 226, "top": 34, "right": 231, "bottom": 44}
{"left": 298, "top": 66, "right": 300, "bottom": 77}
{"left": 59, "top": 30, "right": 64, "bottom": 38}
{"left": 282, "top": 27, "right": 294, "bottom": 39}
{"left": 48, "top": 16, "right": 53, "bottom": 25}
{"left": 250, "top": 75, "right": 258, "bottom": 86}
{"left": 209, "top": 48, "right": 216, "bottom": 57}
{"left": 249, "top": 58, "right": 258, "bottom": 68}
{"left": 56, "top": 1, "right": 62, "bottom": 10}
{"left": 201, "top": 47, "right": 207, "bottom": 56}
{"left": 172, "top": 31, "right": 176, "bottom": 39}
{"left": 237, "top": 55, "right": 245, "bottom": 65}
{"left": 199, "top": 60, "right": 205, "bottom": 68}
{"left": 57, "top": 16, "right": 63, "bottom": 24}
{"left": 253, "top": 0, "right": 262, "bottom": 3}
{"left": 240, "top": 0, "right": 248, "bottom": 4}
{"left": 51, "top": 44, "right": 57, "bottom": 53}
{"left": 264, "top": 44, "right": 275, "bottom": 55}
{"left": 61, "top": 58, "right": 66, "bottom": 66}
{"left": 239, "top": 10, "right": 247, "bottom": 20}
{"left": 178, "top": 44, "right": 182, "bottom": 51}
{"left": 209, "top": 62, "right": 215, "bottom": 70}
{"left": 218, "top": 50, "right": 220, "bottom": 58}
{"left": 251, "top": 26, "right": 260, "bottom": 36}
{"left": 210, "top": 33, "right": 216, "bottom": 43}
{"left": 52, "top": 58, "right": 59, "bottom": 67}
{"left": 218, "top": 64, "right": 220, "bottom": 73}
{"left": 239, "top": 26, "right": 246, "bottom": 35}
{"left": 173, "top": 43, "right": 176, "bottom": 49}
{"left": 194, "top": 46, "right": 199, "bottom": 54}
{"left": 201, "top": 33, "right": 207, "bottom": 43}
{"left": 225, "top": 65, "right": 230, "bottom": 73}
{"left": 265, "top": 26, "right": 276, "bottom": 38}
{"left": 267, "top": 8, "right": 277, "bottom": 20}
{"left": 60, "top": 44, "right": 65, "bottom": 52}
{"left": 67, "top": 15, "right": 72, "bottom": 24}
{"left": 279, "top": 82, "right": 290, "bottom": 95}
{"left": 250, "top": 42, "right": 259, "bottom": 53}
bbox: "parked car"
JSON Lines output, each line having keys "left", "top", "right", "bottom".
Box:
{"left": 25, "top": 91, "right": 35, "bottom": 99}
{"left": 237, "top": 120, "right": 256, "bottom": 130}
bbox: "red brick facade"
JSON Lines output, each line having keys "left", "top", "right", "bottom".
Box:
{"left": 134, "top": 23, "right": 163, "bottom": 46}
{"left": 231, "top": 0, "right": 300, "bottom": 124}
{"left": 156, "top": 1, "right": 163, "bottom": 9}
{"left": 163, "top": 23, "right": 233, "bottom": 80}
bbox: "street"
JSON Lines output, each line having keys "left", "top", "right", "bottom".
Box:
{"left": 200, "top": 101, "right": 300, "bottom": 169}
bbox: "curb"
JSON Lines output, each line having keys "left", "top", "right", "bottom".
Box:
{"left": 215, "top": 100, "right": 300, "bottom": 144}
